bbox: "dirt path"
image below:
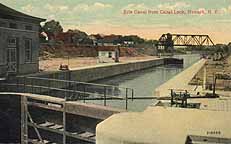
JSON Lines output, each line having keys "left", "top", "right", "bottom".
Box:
{"left": 39, "top": 56, "right": 156, "bottom": 71}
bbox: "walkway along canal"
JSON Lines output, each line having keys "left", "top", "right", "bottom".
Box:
{"left": 93, "top": 54, "right": 201, "bottom": 111}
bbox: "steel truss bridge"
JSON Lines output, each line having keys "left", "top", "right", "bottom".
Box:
{"left": 157, "top": 33, "right": 215, "bottom": 49}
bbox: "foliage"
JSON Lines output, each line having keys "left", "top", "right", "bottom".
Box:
{"left": 120, "top": 35, "right": 145, "bottom": 44}
{"left": 39, "top": 25, "right": 47, "bottom": 43}
{"left": 42, "top": 20, "right": 63, "bottom": 40}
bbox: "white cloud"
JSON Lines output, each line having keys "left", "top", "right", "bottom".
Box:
{"left": 93, "top": 2, "right": 112, "bottom": 9}
{"left": 122, "top": 2, "right": 190, "bottom": 11}
{"left": 45, "top": 4, "right": 69, "bottom": 12}
{"left": 73, "top": 2, "right": 112, "bottom": 12}
{"left": 221, "top": 5, "right": 231, "bottom": 14}
{"left": 74, "top": 4, "right": 89, "bottom": 11}
{"left": 123, "top": 3, "right": 149, "bottom": 10}
{"left": 47, "top": 14, "right": 56, "bottom": 20}
{"left": 158, "top": 2, "right": 190, "bottom": 10}
{"left": 21, "top": 4, "right": 34, "bottom": 13}
{"left": 215, "top": 19, "right": 231, "bottom": 23}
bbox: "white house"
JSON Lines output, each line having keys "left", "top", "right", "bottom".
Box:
{"left": 97, "top": 46, "right": 118, "bottom": 63}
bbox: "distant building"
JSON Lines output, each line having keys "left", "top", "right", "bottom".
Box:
{"left": 97, "top": 35, "right": 122, "bottom": 46}
{"left": 0, "top": 3, "right": 45, "bottom": 76}
{"left": 123, "top": 41, "right": 135, "bottom": 47}
{"left": 97, "top": 46, "right": 118, "bottom": 63}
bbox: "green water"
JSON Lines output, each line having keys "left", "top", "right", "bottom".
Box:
{"left": 93, "top": 54, "right": 201, "bottom": 111}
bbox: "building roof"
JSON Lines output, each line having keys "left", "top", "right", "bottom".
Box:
{"left": 96, "top": 46, "right": 117, "bottom": 51}
{"left": 0, "top": 3, "right": 46, "bottom": 23}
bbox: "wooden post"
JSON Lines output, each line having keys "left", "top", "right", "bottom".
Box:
{"left": 213, "top": 74, "right": 217, "bottom": 97}
{"left": 203, "top": 66, "right": 207, "bottom": 90}
{"left": 24, "top": 77, "right": 26, "bottom": 93}
{"left": 125, "top": 88, "right": 128, "bottom": 110}
{"left": 21, "top": 96, "right": 26, "bottom": 144}
{"left": 21, "top": 96, "right": 28, "bottom": 144}
{"left": 24, "top": 97, "right": 28, "bottom": 144}
{"left": 63, "top": 97, "right": 66, "bottom": 144}
{"left": 170, "top": 89, "right": 174, "bottom": 106}
{"left": 131, "top": 89, "right": 134, "bottom": 101}
{"left": 104, "top": 86, "right": 106, "bottom": 106}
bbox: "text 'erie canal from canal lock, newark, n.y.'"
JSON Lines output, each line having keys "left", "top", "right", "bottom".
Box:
{"left": 92, "top": 54, "right": 201, "bottom": 111}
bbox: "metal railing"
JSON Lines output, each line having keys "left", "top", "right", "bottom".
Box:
{"left": 0, "top": 76, "right": 134, "bottom": 110}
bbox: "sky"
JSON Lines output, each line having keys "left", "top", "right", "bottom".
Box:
{"left": 1, "top": 0, "right": 231, "bottom": 44}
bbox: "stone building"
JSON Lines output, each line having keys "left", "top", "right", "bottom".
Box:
{"left": 0, "top": 3, "right": 45, "bottom": 76}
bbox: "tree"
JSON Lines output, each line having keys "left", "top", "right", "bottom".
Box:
{"left": 42, "top": 20, "right": 63, "bottom": 40}
{"left": 121, "top": 35, "right": 145, "bottom": 44}
{"left": 39, "top": 25, "right": 47, "bottom": 43}
{"left": 67, "top": 29, "right": 93, "bottom": 45}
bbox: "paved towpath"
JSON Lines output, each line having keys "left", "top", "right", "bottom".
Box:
{"left": 154, "top": 59, "right": 206, "bottom": 97}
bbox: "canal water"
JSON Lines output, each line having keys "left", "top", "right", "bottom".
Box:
{"left": 93, "top": 54, "right": 201, "bottom": 111}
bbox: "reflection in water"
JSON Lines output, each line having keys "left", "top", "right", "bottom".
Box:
{"left": 92, "top": 54, "right": 201, "bottom": 111}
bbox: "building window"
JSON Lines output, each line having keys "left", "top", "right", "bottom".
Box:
{"left": 25, "top": 25, "right": 33, "bottom": 30}
{"left": 9, "top": 23, "right": 17, "bottom": 29}
{"left": 8, "top": 38, "right": 17, "bottom": 47}
{"left": 0, "top": 21, "right": 7, "bottom": 27}
{"left": 25, "top": 39, "right": 32, "bottom": 62}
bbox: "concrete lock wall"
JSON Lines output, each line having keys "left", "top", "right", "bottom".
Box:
{"left": 34, "top": 58, "right": 164, "bottom": 82}
{"left": 71, "top": 59, "right": 164, "bottom": 82}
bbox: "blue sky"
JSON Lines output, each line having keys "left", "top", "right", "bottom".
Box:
{"left": 1, "top": 0, "right": 231, "bottom": 43}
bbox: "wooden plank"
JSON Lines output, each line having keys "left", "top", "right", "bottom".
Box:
{"left": 49, "top": 124, "right": 63, "bottom": 130}
{"left": 39, "top": 121, "right": 55, "bottom": 127}
{"left": 28, "top": 122, "right": 95, "bottom": 143}
{"left": 27, "top": 101, "right": 64, "bottom": 112}
{"left": 78, "top": 132, "right": 95, "bottom": 138}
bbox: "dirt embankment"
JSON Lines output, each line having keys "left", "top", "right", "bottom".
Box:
{"left": 191, "top": 55, "right": 231, "bottom": 91}
{"left": 39, "top": 43, "right": 155, "bottom": 71}
{"left": 39, "top": 44, "right": 143, "bottom": 60}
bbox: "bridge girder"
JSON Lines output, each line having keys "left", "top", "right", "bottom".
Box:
{"left": 158, "top": 33, "right": 215, "bottom": 49}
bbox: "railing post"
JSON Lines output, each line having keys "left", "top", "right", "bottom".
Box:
{"left": 180, "top": 92, "right": 183, "bottom": 107}
{"left": 16, "top": 77, "right": 19, "bottom": 92}
{"left": 83, "top": 85, "right": 86, "bottom": 103}
{"left": 213, "top": 74, "right": 217, "bottom": 97}
{"left": 31, "top": 78, "right": 34, "bottom": 94}
{"left": 104, "top": 86, "right": 106, "bottom": 106}
{"left": 48, "top": 79, "right": 51, "bottom": 96}
{"left": 125, "top": 88, "right": 128, "bottom": 110}
{"left": 63, "top": 97, "right": 66, "bottom": 144}
{"left": 131, "top": 89, "right": 134, "bottom": 101}
{"left": 23, "top": 77, "right": 26, "bottom": 93}
{"left": 170, "top": 89, "right": 174, "bottom": 106}
{"left": 40, "top": 80, "right": 42, "bottom": 94}
{"left": 68, "top": 81, "right": 71, "bottom": 98}
{"left": 75, "top": 83, "right": 77, "bottom": 100}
